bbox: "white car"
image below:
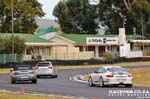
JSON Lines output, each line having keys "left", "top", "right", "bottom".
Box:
{"left": 88, "top": 66, "right": 133, "bottom": 87}
{"left": 35, "top": 61, "right": 58, "bottom": 78}
{"left": 10, "top": 65, "right": 37, "bottom": 84}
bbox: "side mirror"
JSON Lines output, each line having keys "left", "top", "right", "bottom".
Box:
{"left": 94, "top": 71, "right": 99, "bottom": 73}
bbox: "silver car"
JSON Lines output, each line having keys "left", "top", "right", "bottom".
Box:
{"left": 35, "top": 61, "right": 58, "bottom": 78}
{"left": 10, "top": 65, "right": 37, "bottom": 84}
{"left": 88, "top": 66, "right": 133, "bottom": 87}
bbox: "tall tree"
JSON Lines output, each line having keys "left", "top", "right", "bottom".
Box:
{"left": 0, "top": 0, "right": 45, "bottom": 33}
{"left": 0, "top": 36, "right": 26, "bottom": 54}
{"left": 54, "top": 0, "right": 150, "bottom": 35}
{"left": 130, "top": 0, "right": 150, "bottom": 37}
{"left": 53, "top": 0, "right": 97, "bottom": 34}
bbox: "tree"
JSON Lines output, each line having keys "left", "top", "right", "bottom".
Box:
{"left": 0, "top": 36, "right": 26, "bottom": 54}
{"left": 130, "top": 0, "right": 150, "bottom": 37}
{"left": 54, "top": 0, "right": 150, "bottom": 35}
{"left": 53, "top": 0, "right": 97, "bottom": 34}
{"left": 0, "top": 0, "right": 45, "bottom": 33}
{"left": 121, "top": 0, "right": 150, "bottom": 36}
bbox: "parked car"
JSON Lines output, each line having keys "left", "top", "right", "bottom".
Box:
{"left": 35, "top": 61, "right": 58, "bottom": 78}
{"left": 10, "top": 65, "right": 37, "bottom": 84}
{"left": 88, "top": 66, "right": 133, "bottom": 87}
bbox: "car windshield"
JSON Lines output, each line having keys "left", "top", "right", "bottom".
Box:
{"left": 37, "top": 63, "right": 51, "bottom": 67}
{"left": 107, "top": 67, "right": 126, "bottom": 72}
{"left": 14, "top": 65, "right": 32, "bottom": 70}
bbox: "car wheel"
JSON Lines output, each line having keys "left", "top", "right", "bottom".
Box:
{"left": 32, "top": 79, "right": 37, "bottom": 84}
{"left": 113, "top": 84, "right": 118, "bottom": 87}
{"left": 88, "top": 77, "right": 94, "bottom": 87}
{"left": 11, "top": 79, "right": 15, "bottom": 84}
{"left": 99, "top": 77, "right": 104, "bottom": 87}
{"left": 125, "top": 84, "right": 132, "bottom": 87}
{"left": 55, "top": 75, "right": 58, "bottom": 78}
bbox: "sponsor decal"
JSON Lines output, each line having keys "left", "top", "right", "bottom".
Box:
{"left": 86, "top": 37, "right": 118, "bottom": 45}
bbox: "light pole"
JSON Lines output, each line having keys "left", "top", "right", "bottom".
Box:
{"left": 11, "top": 0, "right": 14, "bottom": 57}
{"left": 141, "top": 16, "right": 144, "bottom": 53}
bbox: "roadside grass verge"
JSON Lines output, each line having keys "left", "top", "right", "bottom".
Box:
{"left": 0, "top": 61, "right": 150, "bottom": 73}
{"left": 82, "top": 68, "right": 150, "bottom": 87}
{"left": 0, "top": 68, "right": 11, "bottom": 74}
{"left": 0, "top": 92, "right": 75, "bottom": 99}
{"left": 129, "top": 68, "right": 150, "bottom": 87}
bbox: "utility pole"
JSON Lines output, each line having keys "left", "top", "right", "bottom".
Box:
{"left": 11, "top": 0, "right": 14, "bottom": 57}
{"left": 141, "top": 16, "right": 144, "bottom": 52}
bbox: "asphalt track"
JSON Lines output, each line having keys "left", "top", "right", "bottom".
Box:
{"left": 0, "top": 65, "right": 150, "bottom": 99}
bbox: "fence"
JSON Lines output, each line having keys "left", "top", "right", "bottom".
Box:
{"left": 48, "top": 52, "right": 94, "bottom": 60}
{"left": 0, "top": 54, "right": 24, "bottom": 63}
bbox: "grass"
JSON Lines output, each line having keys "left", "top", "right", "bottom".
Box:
{"left": 0, "top": 92, "right": 74, "bottom": 99}
{"left": 129, "top": 68, "right": 150, "bottom": 87}
{"left": 82, "top": 68, "right": 150, "bottom": 87}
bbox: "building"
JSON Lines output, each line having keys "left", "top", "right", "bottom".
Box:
{"left": 50, "top": 34, "right": 119, "bottom": 58}
{"left": 1, "top": 28, "right": 148, "bottom": 62}
{"left": 37, "top": 28, "right": 146, "bottom": 60}
{"left": 0, "top": 33, "right": 55, "bottom": 61}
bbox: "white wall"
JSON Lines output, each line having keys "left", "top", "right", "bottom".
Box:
{"left": 119, "top": 43, "right": 143, "bottom": 57}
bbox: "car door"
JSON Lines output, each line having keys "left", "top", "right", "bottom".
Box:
{"left": 94, "top": 68, "right": 106, "bottom": 82}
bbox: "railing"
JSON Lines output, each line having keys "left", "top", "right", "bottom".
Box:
{"left": 0, "top": 54, "right": 24, "bottom": 63}
{"left": 47, "top": 51, "right": 94, "bottom": 60}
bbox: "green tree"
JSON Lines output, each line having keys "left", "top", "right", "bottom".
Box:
{"left": 123, "top": 0, "right": 150, "bottom": 36}
{"left": 0, "top": 0, "right": 45, "bottom": 33}
{"left": 0, "top": 36, "right": 26, "bottom": 54}
{"left": 130, "top": 0, "right": 150, "bottom": 37}
{"left": 54, "top": 0, "right": 150, "bottom": 35}
{"left": 53, "top": 0, "right": 97, "bottom": 34}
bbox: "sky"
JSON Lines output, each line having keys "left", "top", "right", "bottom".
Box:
{"left": 38, "top": 0, "right": 60, "bottom": 19}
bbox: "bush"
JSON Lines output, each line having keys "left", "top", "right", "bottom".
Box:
{"left": 0, "top": 36, "right": 26, "bottom": 54}
{"left": 103, "top": 51, "right": 115, "bottom": 60}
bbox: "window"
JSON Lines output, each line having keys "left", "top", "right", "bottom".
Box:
{"left": 42, "top": 47, "right": 50, "bottom": 56}
{"left": 98, "top": 68, "right": 106, "bottom": 73}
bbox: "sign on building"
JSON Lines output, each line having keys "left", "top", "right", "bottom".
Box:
{"left": 86, "top": 37, "right": 118, "bottom": 45}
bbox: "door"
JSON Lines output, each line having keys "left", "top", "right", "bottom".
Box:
{"left": 99, "top": 46, "right": 105, "bottom": 57}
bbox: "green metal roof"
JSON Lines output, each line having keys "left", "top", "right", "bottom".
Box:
{"left": 0, "top": 33, "right": 52, "bottom": 43}
{"left": 59, "top": 34, "right": 117, "bottom": 43}
{"left": 59, "top": 33, "right": 144, "bottom": 43}
{"left": 36, "top": 27, "right": 55, "bottom": 36}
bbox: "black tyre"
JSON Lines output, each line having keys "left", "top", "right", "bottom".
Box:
{"left": 125, "top": 84, "right": 132, "bottom": 87}
{"left": 99, "top": 77, "right": 104, "bottom": 87}
{"left": 37, "top": 75, "right": 40, "bottom": 78}
{"left": 88, "top": 77, "right": 94, "bottom": 87}
{"left": 55, "top": 75, "right": 58, "bottom": 78}
{"left": 32, "top": 79, "right": 37, "bottom": 84}
{"left": 11, "top": 79, "right": 15, "bottom": 84}
{"left": 113, "top": 84, "right": 118, "bottom": 87}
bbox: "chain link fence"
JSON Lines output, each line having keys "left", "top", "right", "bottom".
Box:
{"left": 0, "top": 54, "right": 23, "bottom": 63}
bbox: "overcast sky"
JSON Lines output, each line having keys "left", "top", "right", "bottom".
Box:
{"left": 38, "top": 0, "right": 60, "bottom": 19}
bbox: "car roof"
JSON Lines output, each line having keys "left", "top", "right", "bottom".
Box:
{"left": 14, "top": 64, "right": 31, "bottom": 68}
{"left": 13, "top": 65, "right": 32, "bottom": 70}
{"left": 38, "top": 61, "right": 51, "bottom": 63}
{"left": 102, "top": 66, "right": 122, "bottom": 69}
